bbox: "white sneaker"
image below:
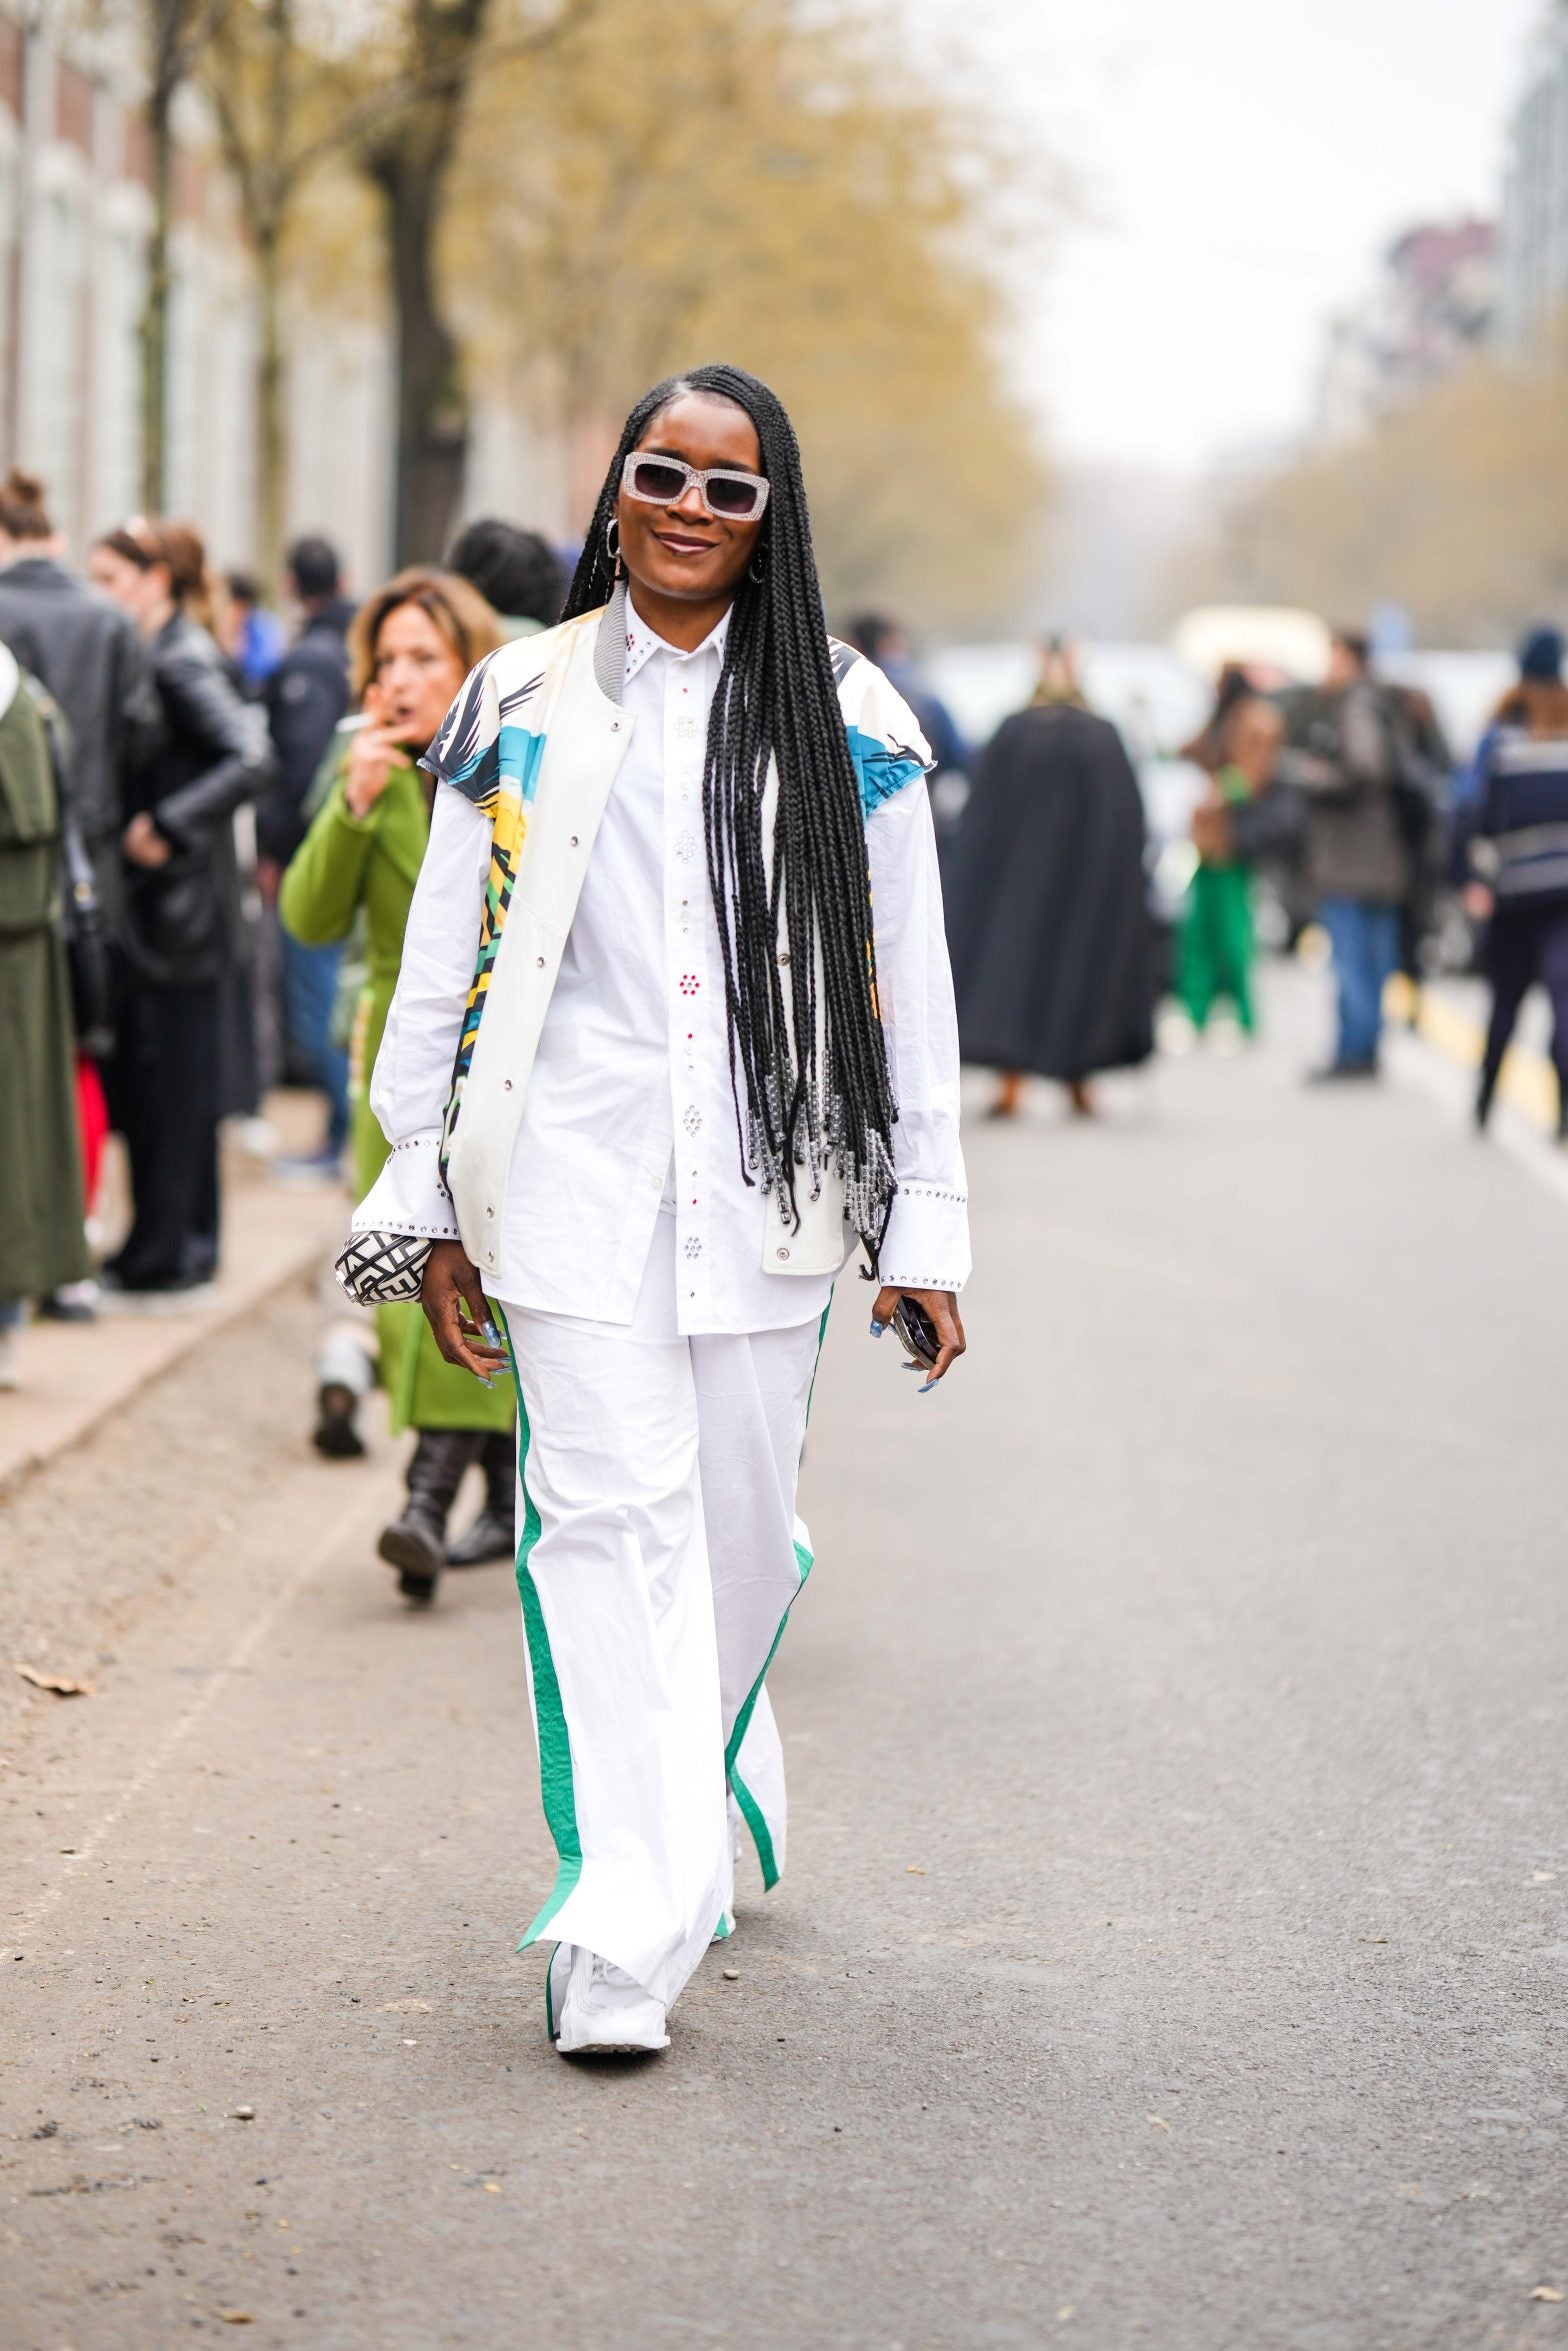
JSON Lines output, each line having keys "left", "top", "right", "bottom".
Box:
{"left": 228, "top": 1114, "right": 280, "bottom": 1162}
{"left": 554, "top": 1944, "right": 669, "bottom": 2056}
{"left": 546, "top": 1940, "right": 572, "bottom": 2038}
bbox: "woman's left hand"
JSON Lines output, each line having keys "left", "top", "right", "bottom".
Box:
{"left": 870, "top": 1285, "right": 966, "bottom": 1389}
{"left": 122, "top": 811, "right": 172, "bottom": 869}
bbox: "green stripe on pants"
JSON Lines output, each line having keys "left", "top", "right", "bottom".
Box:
{"left": 497, "top": 1307, "right": 583, "bottom": 1949}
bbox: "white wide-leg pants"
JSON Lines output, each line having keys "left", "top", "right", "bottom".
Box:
{"left": 497, "top": 1213, "right": 825, "bottom": 2015}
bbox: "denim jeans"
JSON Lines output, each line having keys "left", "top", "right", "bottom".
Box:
{"left": 1318, "top": 896, "right": 1400, "bottom": 1068}
{"left": 280, "top": 931, "right": 350, "bottom": 1153}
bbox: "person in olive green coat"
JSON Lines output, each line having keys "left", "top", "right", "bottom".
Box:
{"left": 280, "top": 569, "right": 511, "bottom": 1602}
{"left": 0, "top": 646, "right": 89, "bottom": 1388}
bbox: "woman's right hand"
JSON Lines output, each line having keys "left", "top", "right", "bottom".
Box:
{"left": 343, "top": 686, "right": 406, "bottom": 820}
{"left": 420, "top": 1240, "right": 509, "bottom": 1384}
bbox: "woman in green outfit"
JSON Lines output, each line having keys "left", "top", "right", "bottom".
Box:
{"left": 1177, "top": 668, "right": 1283, "bottom": 1037}
{"left": 280, "top": 568, "right": 511, "bottom": 1602}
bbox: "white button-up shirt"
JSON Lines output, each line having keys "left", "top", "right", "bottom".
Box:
{"left": 503, "top": 596, "right": 731, "bottom": 1322}
{"left": 371, "top": 597, "right": 969, "bottom": 1336}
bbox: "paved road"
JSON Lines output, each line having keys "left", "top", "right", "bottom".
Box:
{"left": 4, "top": 964, "right": 1568, "bottom": 2351}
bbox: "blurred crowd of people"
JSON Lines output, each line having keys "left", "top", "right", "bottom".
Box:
{"left": 929, "top": 614, "right": 1568, "bottom": 1138}
{"left": 0, "top": 471, "right": 565, "bottom": 1580}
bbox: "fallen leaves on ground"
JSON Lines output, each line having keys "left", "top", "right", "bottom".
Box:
{"left": 14, "top": 1664, "right": 93, "bottom": 1697}
{"left": 1147, "top": 2113, "right": 1172, "bottom": 2133}
{"left": 1529, "top": 2286, "right": 1564, "bottom": 2303}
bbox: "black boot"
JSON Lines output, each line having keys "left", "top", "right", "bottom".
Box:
{"left": 378, "top": 1430, "right": 483, "bottom": 1605}
{"left": 446, "top": 1428, "right": 517, "bottom": 1567}
{"left": 1475, "top": 1063, "right": 1500, "bottom": 1132}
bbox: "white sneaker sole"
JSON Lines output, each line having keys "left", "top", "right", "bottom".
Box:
{"left": 556, "top": 2006, "right": 670, "bottom": 2056}
{"left": 556, "top": 2034, "right": 670, "bottom": 2057}
{"left": 547, "top": 1943, "right": 669, "bottom": 2053}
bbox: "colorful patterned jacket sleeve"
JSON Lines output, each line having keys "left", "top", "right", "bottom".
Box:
{"left": 420, "top": 643, "right": 555, "bottom": 1170}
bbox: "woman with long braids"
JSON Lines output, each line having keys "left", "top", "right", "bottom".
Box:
{"left": 349, "top": 364, "right": 970, "bottom": 2055}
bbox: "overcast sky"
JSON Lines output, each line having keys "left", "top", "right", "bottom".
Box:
{"left": 902, "top": 0, "right": 1547, "bottom": 473}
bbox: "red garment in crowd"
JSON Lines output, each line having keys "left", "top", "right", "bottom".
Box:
{"left": 75, "top": 1055, "right": 109, "bottom": 1214}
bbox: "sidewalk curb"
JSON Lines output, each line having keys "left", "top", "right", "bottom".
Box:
{"left": 0, "top": 1205, "right": 345, "bottom": 1502}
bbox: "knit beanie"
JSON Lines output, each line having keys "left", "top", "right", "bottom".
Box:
{"left": 1518, "top": 625, "right": 1565, "bottom": 682}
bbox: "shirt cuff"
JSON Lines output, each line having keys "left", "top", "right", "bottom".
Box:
{"left": 878, "top": 1179, "right": 971, "bottom": 1292}
{"left": 349, "top": 1132, "right": 461, "bottom": 1243}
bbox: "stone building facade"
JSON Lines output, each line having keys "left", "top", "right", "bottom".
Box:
{"left": 0, "top": 10, "right": 398, "bottom": 587}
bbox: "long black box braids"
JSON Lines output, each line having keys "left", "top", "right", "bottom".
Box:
{"left": 563, "top": 362, "right": 899, "bottom": 1263}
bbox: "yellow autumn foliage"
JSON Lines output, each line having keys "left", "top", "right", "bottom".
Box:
{"left": 1178, "top": 347, "right": 1568, "bottom": 645}
{"left": 451, "top": 0, "right": 1050, "bottom": 631}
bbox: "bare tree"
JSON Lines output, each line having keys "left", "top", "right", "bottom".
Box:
{"left": 356, "top": 0, "right": 594, "bottom": 563}
{"left": 359, "top": 0, "right": 490, "bottom": 565}
{"left": 203, "top": 0, "right": 309, "bottom": 578}
{"left": 205, "top": 0, "right": 594, "bottom": 575}
{"left": 136, "top": 0, "right": 231, "bottom": 509}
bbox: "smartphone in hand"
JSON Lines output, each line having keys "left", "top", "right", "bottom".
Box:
{"left": 890, "top": 1295, "right": 941, "bottom": 1371}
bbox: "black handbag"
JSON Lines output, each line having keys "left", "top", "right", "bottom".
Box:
{"left": 58, "top": 806, "right": 114, "bottom": 1055}
{"left": 34, "top": 686, "right": 115, "bottom": 1056}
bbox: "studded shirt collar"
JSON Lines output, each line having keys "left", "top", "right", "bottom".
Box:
{"left": 623, "top": 594, "right": 731, "bottom": 685}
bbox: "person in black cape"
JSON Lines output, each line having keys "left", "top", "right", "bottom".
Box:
{"left": 944, "top": 641, "right": 1154, "bottom": 1118}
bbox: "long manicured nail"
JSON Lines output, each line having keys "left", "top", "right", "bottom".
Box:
{"left": 483, "top": 1319, "right": 502, "bottom": 1347}
{"left": 918, "top": 1378, "right": 939, "bottom": 1394}
{"left": 870, "top": 1318, "right": 884, "bottom": 1337}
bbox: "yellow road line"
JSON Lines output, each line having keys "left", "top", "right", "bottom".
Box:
{"left": 1384, "top": 972, "right": 1558, "bottom": 1132}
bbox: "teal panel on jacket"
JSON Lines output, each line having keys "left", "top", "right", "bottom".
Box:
{"left": 845, "top": 723, "right": 926, "bottom": 821}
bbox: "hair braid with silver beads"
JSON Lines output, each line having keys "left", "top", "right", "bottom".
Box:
{"left": 563, "top": 363, "right": 898, "bottom": 1262}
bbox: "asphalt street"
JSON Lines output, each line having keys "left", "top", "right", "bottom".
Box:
{"left": 4, "top": 962, "right": 1568, "bottom": 2351}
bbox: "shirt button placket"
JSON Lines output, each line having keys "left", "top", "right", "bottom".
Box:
{"left": 668, "top": 652, "right": 708, "bottom": 1321}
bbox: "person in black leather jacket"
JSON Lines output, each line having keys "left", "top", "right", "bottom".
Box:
{"left": 0, "top": 469, "right": 160, "bottom": 939}
{"left": 89, "top": 518, "right": 273, "bottom": 1296}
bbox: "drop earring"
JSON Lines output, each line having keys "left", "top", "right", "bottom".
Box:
{"left": 605, "top": 516, "right": 623, "bottom": 579}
